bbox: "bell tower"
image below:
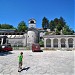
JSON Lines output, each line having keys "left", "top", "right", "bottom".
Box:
{"left": 28, "top": 19, "right": 36, "bottom": 28}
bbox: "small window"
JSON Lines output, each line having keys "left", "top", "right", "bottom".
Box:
{"left": 30, "top": 20, "right": 34, "bottom": 23}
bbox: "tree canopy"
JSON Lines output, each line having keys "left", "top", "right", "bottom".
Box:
{"left": 17, "top": 21, "right": 28, "bottom": 32}
{"left": 42, "top": 17, "right": 49, "bottom": 29}
{"left": 0, "top": 24, "right": 15, "bottom": 29}
{"left": 0, "top": 17, "right": 74, "bottom": 34}
{"left": 42, "top": 17, "right": 74, "bottom": 35}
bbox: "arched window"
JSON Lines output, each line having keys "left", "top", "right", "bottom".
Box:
{"left": 46, "top": 39, "right": 51, "bottom": 47}
{"left": 30, "top": 20, "right": 34, "bottom": 23}
{"left": 61, "top": 38, "right": 66, "bottom": 47}
{"left": 53, "top": 39, "right": 58, "bottom": 47}
{"left": 68, "top": 38, "right": 73, "bottom": 48}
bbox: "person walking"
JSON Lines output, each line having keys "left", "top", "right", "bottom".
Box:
{"left": 18, "top": 52, "right": 23, "bottom": 72}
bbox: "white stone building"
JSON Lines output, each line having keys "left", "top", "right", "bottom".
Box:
{"left": 0, "top": 18, "right": 75, "bottom": 49}
{"left": 0, "top": 19, "right": 39, "bottom": 47}
{"left": 43, "top": 35, "right": 75, "bottom": 49}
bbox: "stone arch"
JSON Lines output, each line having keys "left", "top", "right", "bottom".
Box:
{"left": 46, "top": 39, "right": 51, "bottom": 47}
{"left": 53, "top": 39, "right": 58, "bottom": 47}
{"left": 68, "top": 38, "right": 73, "bottom": 48}
{"left": 61, "top": 38, "right": 66, "bottom": 47}
{"left": 30, "top": 20, "right": 34, "bottom": 23}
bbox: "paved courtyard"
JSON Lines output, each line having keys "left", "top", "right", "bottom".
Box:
{"left": 0, "top": 50, "right": 75, "bottom": 75}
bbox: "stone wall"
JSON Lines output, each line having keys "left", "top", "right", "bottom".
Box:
{"left": 8, "top": 34, "right": 27, "bottom": 47}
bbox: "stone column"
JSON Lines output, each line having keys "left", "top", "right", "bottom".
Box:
{"left": 51, "top": 38, "right": 53, "bottom": 48}
{"left": 1, "top": 38, "right": 3, "bottom": 45}
{"left": 44, "top": 38, "right": 46, "bottom": 48}
{"left": 73, "top": 38, "right": 75, "bottom": 48}
{"left": 66, "top": 38, "right": 68, "bottom": 48}
{"left": 58, "top": 38, "right": 61, "bottom": 48}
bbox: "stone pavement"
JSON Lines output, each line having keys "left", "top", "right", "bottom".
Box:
{"left": 0, "top": 50, "right": 75, "bottom": 75}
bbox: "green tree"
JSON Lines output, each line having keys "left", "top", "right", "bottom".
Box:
{"left": 62, "top": 25, "right": 74, "bottom": 35}
{"left": 1, "top": 24, "right": 15, "bottom": 29}
{"left": 0, "top": 24, "right": 1, "bottom": 29}
{"left": 59, "top": 17, "right": 66, "bottom": 27}
{"left": 56, "top": 29, "right": 60, "bottom": 35}
{"left": 39, "top": 39, "right": 44, "bottom": 47}
{"left": 49, "top": 20, "right": 55, "bottom": 31}
{"left": 54, "top": 18, "right": 59, "bottom": 25}
{"left": 45, "top": 32, "right": 50, "bottom": 35}
{"left": 17, "top": 21, "right": 28, "bottom": 32}
{"left": 56, "top": 23, "right": 62, "bottom": 31}
{"left": 49, "top": 16, "right": 74, "bottom": 35}
{"left": 42, "top": 17, "right": 49, "bottom": 29}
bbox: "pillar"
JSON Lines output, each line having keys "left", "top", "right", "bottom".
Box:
{"left": 1, "top": 38, "right": 3, "bottom": 45}
{"left": 58, "top": 38, "right": 61, "bottom": 48}
{"left": 73, "top": 38, "right": 75, "bottom": 48}
{"left": 66, "top": 38, "right": 68, "bottom": 48}
{"left": 44, "top": 38, "right": 46, "bottom": 48}
{"left": 51, "top": 38, "right": 53, "bottom": 48}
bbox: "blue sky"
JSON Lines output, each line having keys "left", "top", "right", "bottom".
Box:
{"left": 0, "top": 0, "right": 74, "bottom": 31}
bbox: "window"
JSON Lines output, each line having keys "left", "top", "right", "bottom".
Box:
{"left": 30, "top": 20, "right": 34, "bottom": 23}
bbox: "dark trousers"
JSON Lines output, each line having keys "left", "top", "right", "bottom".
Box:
{"left": 19, "top": 62, "right": 22, "bottom": 70}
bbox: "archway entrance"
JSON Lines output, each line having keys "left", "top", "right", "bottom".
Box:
{"left": 53, "top": 39, "right": 58, "bottom": 47}
{"left": 61, "top": 38, "right": 66, "bottom": 47}
{"left": 68, "top": 38, "right": 73, "bottom": 48}
{"left": 46, "top": 39, "right": 51, "bottom": 47}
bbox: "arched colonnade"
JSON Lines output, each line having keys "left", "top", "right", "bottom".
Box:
{"left": 44, "top": 35, "right": 75, "bottom": 48}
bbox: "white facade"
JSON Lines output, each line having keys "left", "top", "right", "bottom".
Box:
{"left": 29, "top": 19, "right": 36, "bottom": 28}
{"left": 0, "top": 19, "right": 75, "bottom": 49}
{"left": 27, "top": 31, "right": 37, "bottom": 45}
{"left": 43, "top": 35, "right": 75, "bottom": 49}
{"left": 1, "top": 19, "right": 39, "bottom": 47}
{"left": 27, "top": 19, "right": 39, "bottom": 46}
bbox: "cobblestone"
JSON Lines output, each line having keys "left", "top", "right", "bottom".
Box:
{"left": 0, "top": 50, "right": 75, "bottom": 75}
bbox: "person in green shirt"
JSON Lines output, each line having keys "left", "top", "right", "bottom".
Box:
{"left": 18, "top": 52, "right": 23, "bottom": 72}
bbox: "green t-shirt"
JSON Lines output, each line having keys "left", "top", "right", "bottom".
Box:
{"left": 18, "top": 54, "right": 23, "bottom": 62}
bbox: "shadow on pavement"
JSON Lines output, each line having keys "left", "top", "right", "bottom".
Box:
{"left": 21, "top": 67, "right": 30, "bottom": 71}
{"left": 33, "top": 50, "right": 43, "bottom": 52}
{"left": 0, "top": 51, "right": 13, "bottom": 56}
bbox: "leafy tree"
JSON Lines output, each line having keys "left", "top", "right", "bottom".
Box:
{"left": 54, "top": 18, "right": 59, "bottom": 25}
{"left": 17, "top": 21, "right": 28, "bottom": 32}
{"left": 1, "top": 24, "right": 15, "bottom": 29}
{"left": 49, "top": 16, "right": 74, "bottom": 35}
{"left": 56, "top": 29, "right": 60, "bottom": 35}
{"left": 42, "top": 17, "right": 49, "bottom": 29}
{"left": 39, "top": 39, "right": 44, "bottom": 47}
{"left": 0, "top": 24, "right": 1, "bottom": 29}
{"left": 59, "top": 17, "right": 66, "bottom": 27}
{"left": 49, "top": 17, "right": 66, "bottom": 31}
{"left": 62, "top": 25, "right": 74, "bottom": 35}
{"left": 56, "top": 23, "right": 62, "bottom": 31}
{"left": 49, "top": 20, "right": 55, "bottom": 31}
{"left": 45, "top": 32, "right": 50, "bottom": 35}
